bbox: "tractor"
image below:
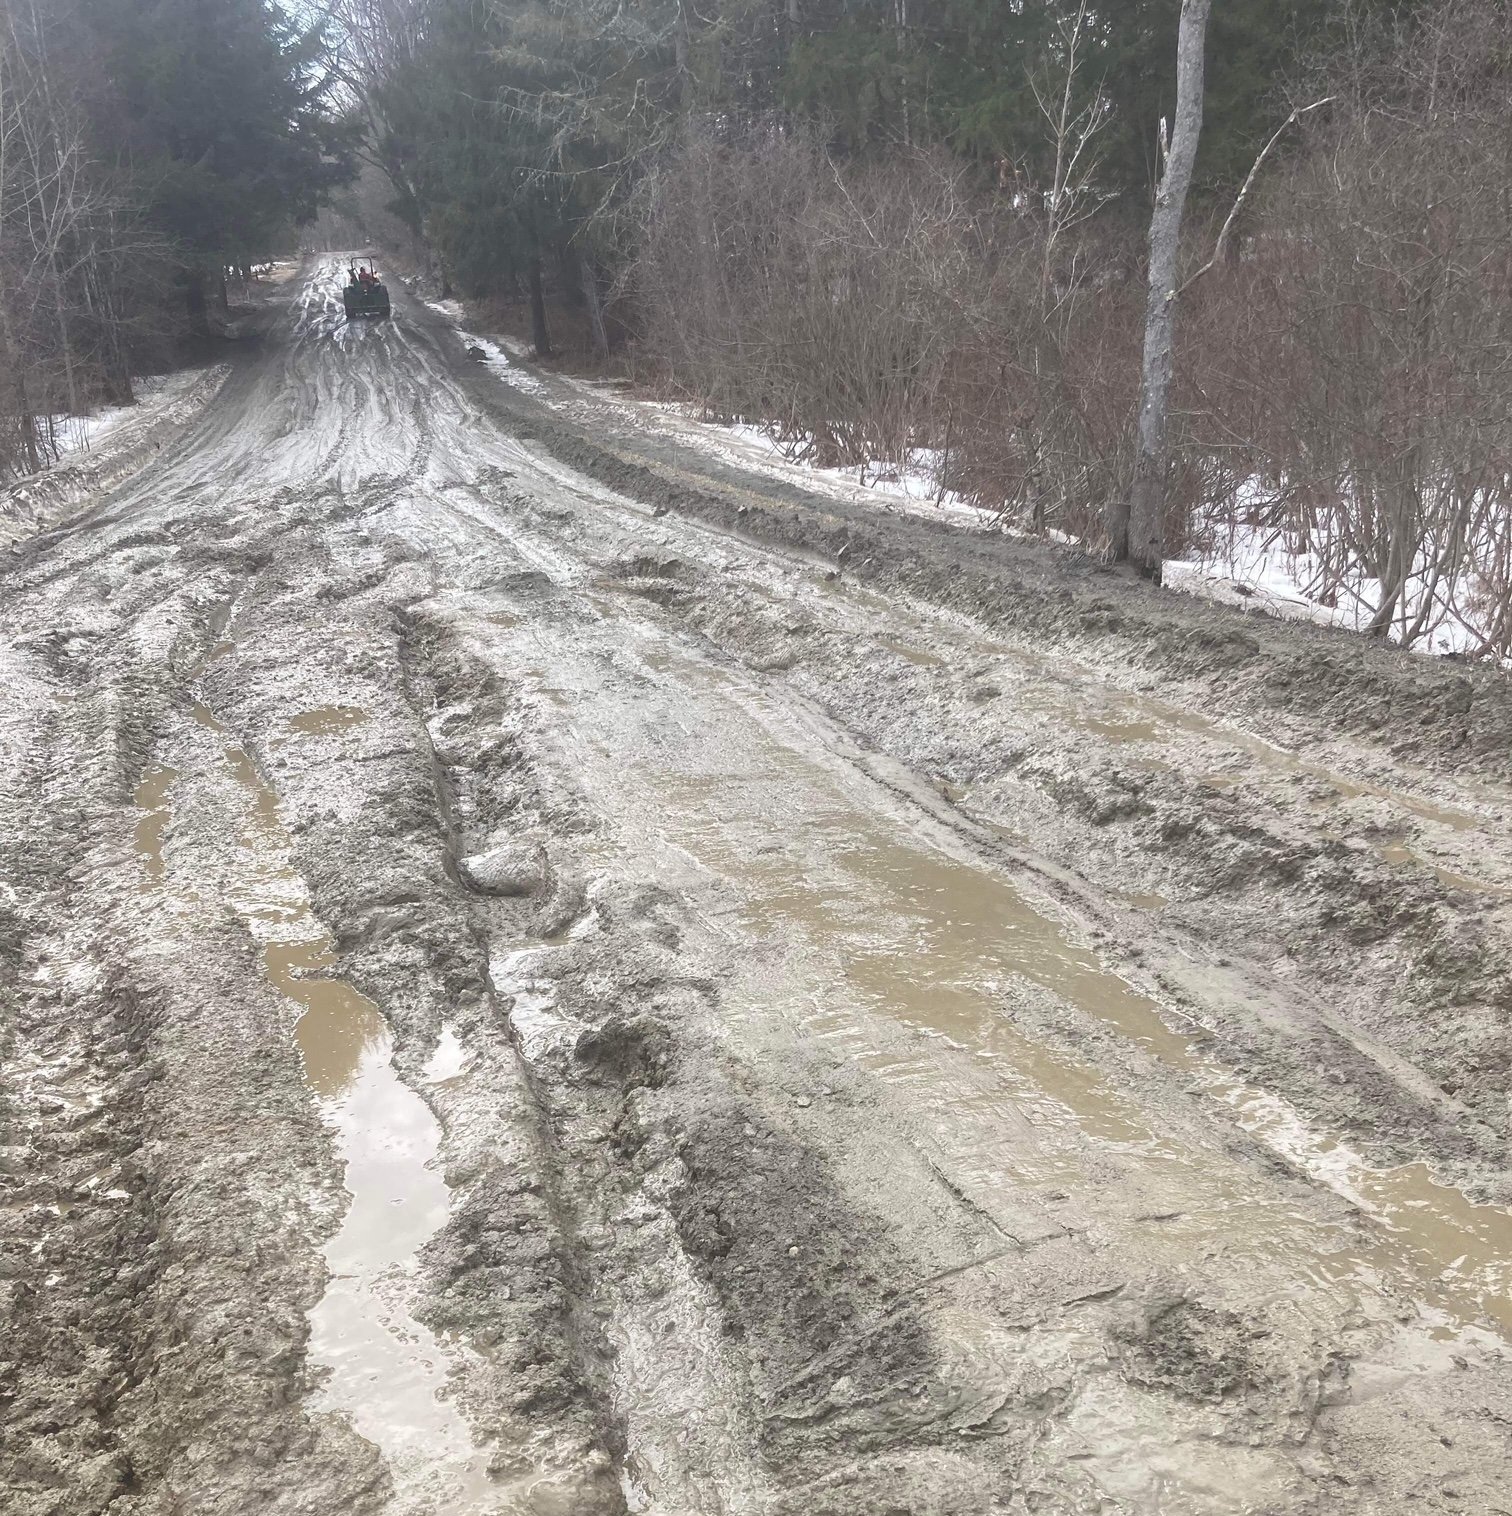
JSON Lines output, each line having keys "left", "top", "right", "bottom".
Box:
{"left": 342, "top": 258, "right": 391, "bottom": 320}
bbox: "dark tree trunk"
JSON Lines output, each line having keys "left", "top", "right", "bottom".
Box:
{"left": 581, "top": 252, "right": 609, "bottom": 358}
{"left": 676, "top": 1, "right": 692, "bottom": 107}
{"left": 185, "top": 269, "right": 210, "bottom": 334}
{"left": 528, "top": 256, "right": 552, "bottom": 357}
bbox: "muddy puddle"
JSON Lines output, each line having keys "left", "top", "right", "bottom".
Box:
{"left": 133, "top": 762, "right": 179, "bottom": 882}
{"left": 267, "top": 939, "right": 387, "bottom": 1098}
{"left": 715, "top": 804, "right": 1512, "bottom": 1335}
{"left": 286, "top": 703, "right": 372, "bottom": 736}
{"left": 854, "top": 839, "right": 1512, "bottom": 1336}
{"left": 134, "top": 687, "right": 504, "bottom": 1512}
{"left": 1375, "top": 838, "right": 1510, "bottom": 898}
{"left": 877, "top": 633, "right": 946, "bottom": 669}
{"left": 1075, "top": 716, "right": 1163, "bottom": 744}
{"left": 527, "top": 627, "right": 1512, "bottom": 1346}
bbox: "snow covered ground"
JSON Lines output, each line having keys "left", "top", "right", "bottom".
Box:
{"left": 1166, "top": 512, "right": 1507, "bottom": 664}
{"left": 37, "top": 374, "right": 189, "bottom": 463}
{"left": 3, "top": 364, "right": 230, "bottom": 550}
{"left": 426, "top": 300, "right": 549, "bottom": 398}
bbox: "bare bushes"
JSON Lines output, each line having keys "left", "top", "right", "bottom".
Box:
{"left": 0, "top": 2, "right": 163, "bottom": 481}
{"left": 1179, "top": 0, "right": 1512, "bottom": 658}
{"left": 627, "top": 4, "right": 1512, "bottom": 662}
{"left": 632, "top": 124, "right": 1142, "bottom": 530}
{"left": 946, "top": 227, "right": 1142, "bottom": 546}
{"left": 632, "top": 128, "right": 980, "bottom": 469}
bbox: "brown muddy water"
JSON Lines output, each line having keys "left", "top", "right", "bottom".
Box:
{"left": 133, "top": 762, "right": 178, "bottom": 881}
{"left": 719, "top": 786, "right": 1512, "bottom": 1337}
{"left": 1375, "top": 838, "right": 1511, "bottom": 898}
{"left": 534, "top": 620, "right": 1512, "bottom": 1348}
{"left": 286, "top": 703, "right": 373, "bottom": 736}
{"left": 132, "top": 692, "right": 507, "bottom": 1512}
{"left": 877, "top": 633, "right": 948, "bottom": 669}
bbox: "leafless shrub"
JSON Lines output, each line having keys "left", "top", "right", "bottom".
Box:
{"left": 943, "top": 216, "right": 1143, "bottom": 545}
{"left": 630, "top": 116, "right": 1147, "bottom": 536}
{"left": 1, "top": 0, "right": 166, "bottom": 480}
{"left": 1180, "top": 0, "right": 1512, "bottom": 658}
{"left": 631, "top": 124, "right": 981, "bottom": 470}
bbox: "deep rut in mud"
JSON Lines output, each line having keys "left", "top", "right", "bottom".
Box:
{"left": 134, "top": 669, "right": 495, "bottom": 1509}
{"left": 2, "top": 259, "right": 1510, "bottom": 1516}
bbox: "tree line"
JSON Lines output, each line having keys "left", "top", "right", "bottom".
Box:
{"left": 338, "top": 0, "right": 1354, "bottom": 345}
{"left": 0, "top": 0, "right": 351, "bottom": 477}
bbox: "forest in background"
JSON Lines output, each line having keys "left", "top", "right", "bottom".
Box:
{"left": 7, "top": 0, "right": 1512, "bottom": 661}
{"left": 0, "top": 0, "right": 349, "bottom": 472}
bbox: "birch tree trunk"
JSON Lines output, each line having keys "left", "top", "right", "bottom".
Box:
{"left": 1108, "top": 0, "right": 1212, "bottom": 578}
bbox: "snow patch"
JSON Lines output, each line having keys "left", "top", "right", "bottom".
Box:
{"left": 428, "top": 301, "right": 548, "bottom": 396}
{"left": 424, "top": 297, "right": 1502, "bottom": 662}
{"left": 2, "top": 364, "right": 230, "bottom": 550}
{"left": 460, "top": 332, "right": 547, "bottom": 396}
{"left": 1166, "top": 506, "right": 1509, "bottom": 665}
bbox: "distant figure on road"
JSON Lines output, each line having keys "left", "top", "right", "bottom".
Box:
{"left": 342, "top": 260, "right": 390, "bottom": 318}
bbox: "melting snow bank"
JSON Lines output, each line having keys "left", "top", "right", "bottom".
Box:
{"left": 1, "top": 363, "right": 231, "bottom": 551}
{"left": 39, "top": 376, "right": 180, "bottom": 461}
{"left": 426, "top": 299, "right": 548, "bottom": 397}
{"left": 1165, "top": 514, "right": 1512, "bottom": 666}
{"left": 424, "top": 295, "right": 986, "bottom": 525}
{"left": 648, "top": 414, "right": 984, "bottom": 523}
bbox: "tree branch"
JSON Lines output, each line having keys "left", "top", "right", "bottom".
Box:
{"left": 1176, "top": 96, "right": 1334, "bottom": 297}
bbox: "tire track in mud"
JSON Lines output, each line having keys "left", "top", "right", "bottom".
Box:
{"left": 533, "top": 580, "right": 1512, "bottom": 1313}
{"left": 410, "top": 294, "right": 1512, "bottom": 1174}
{"left": 394, "top": 412, "right": 1504, "bottom": 1194}
{"left": 197, "top": 553, "right": 631, "bottom": 1514}
{"left": 409, "top": 607, "right": 950, "bottom": 1513}
{"left": 368, "top": 270, "right": 1512, "bottom": 1504}
{"left": 445, "top": 344, "right": 1512, "bottom": 781}
{"left": 167, "top": 683, "right": 498, "bottom": 1514}
{"left": 400, "top": 569, "right": 1511, "bottom": 1512}
{"left": 1, "top": 593, "right": 389, "bottom": 1515}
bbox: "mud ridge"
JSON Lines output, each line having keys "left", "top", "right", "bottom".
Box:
{"left": 435, "top": 329, "right": 1512, "bottom": 784}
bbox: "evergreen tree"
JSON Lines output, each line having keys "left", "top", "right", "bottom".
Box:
{"left": 379, "top": 0, "right": 683, "bottom": 343}
{"left": 82, "top": 0, "right": 353, "bottom": 313}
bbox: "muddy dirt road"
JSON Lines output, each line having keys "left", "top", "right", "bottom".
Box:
{"left": 3, "top": 260, "right": 1510, "bottom": 1515}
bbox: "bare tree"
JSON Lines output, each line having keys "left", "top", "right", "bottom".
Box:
{"left": 1028, "top": 0, "right": 1109, "bottom": 311}
{"left": 1109, "top": 0, "right": 1212, "bottom": 578}
{"left": 324, "top": 0, "right": 434, "bottom": 274}
{"left": 1181, "top": 0, "right": 1512, "bottom": 659}
{"left": 0, "top": 0, "right": 160, "bottom": 478}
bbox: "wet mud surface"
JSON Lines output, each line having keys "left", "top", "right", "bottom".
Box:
{"left": 1, "top": 261, "right": 1509, "bottom": 1515}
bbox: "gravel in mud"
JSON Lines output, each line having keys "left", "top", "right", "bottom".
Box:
{"left": 2, "top": 261, "right": 1509, "bottom": 1516}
